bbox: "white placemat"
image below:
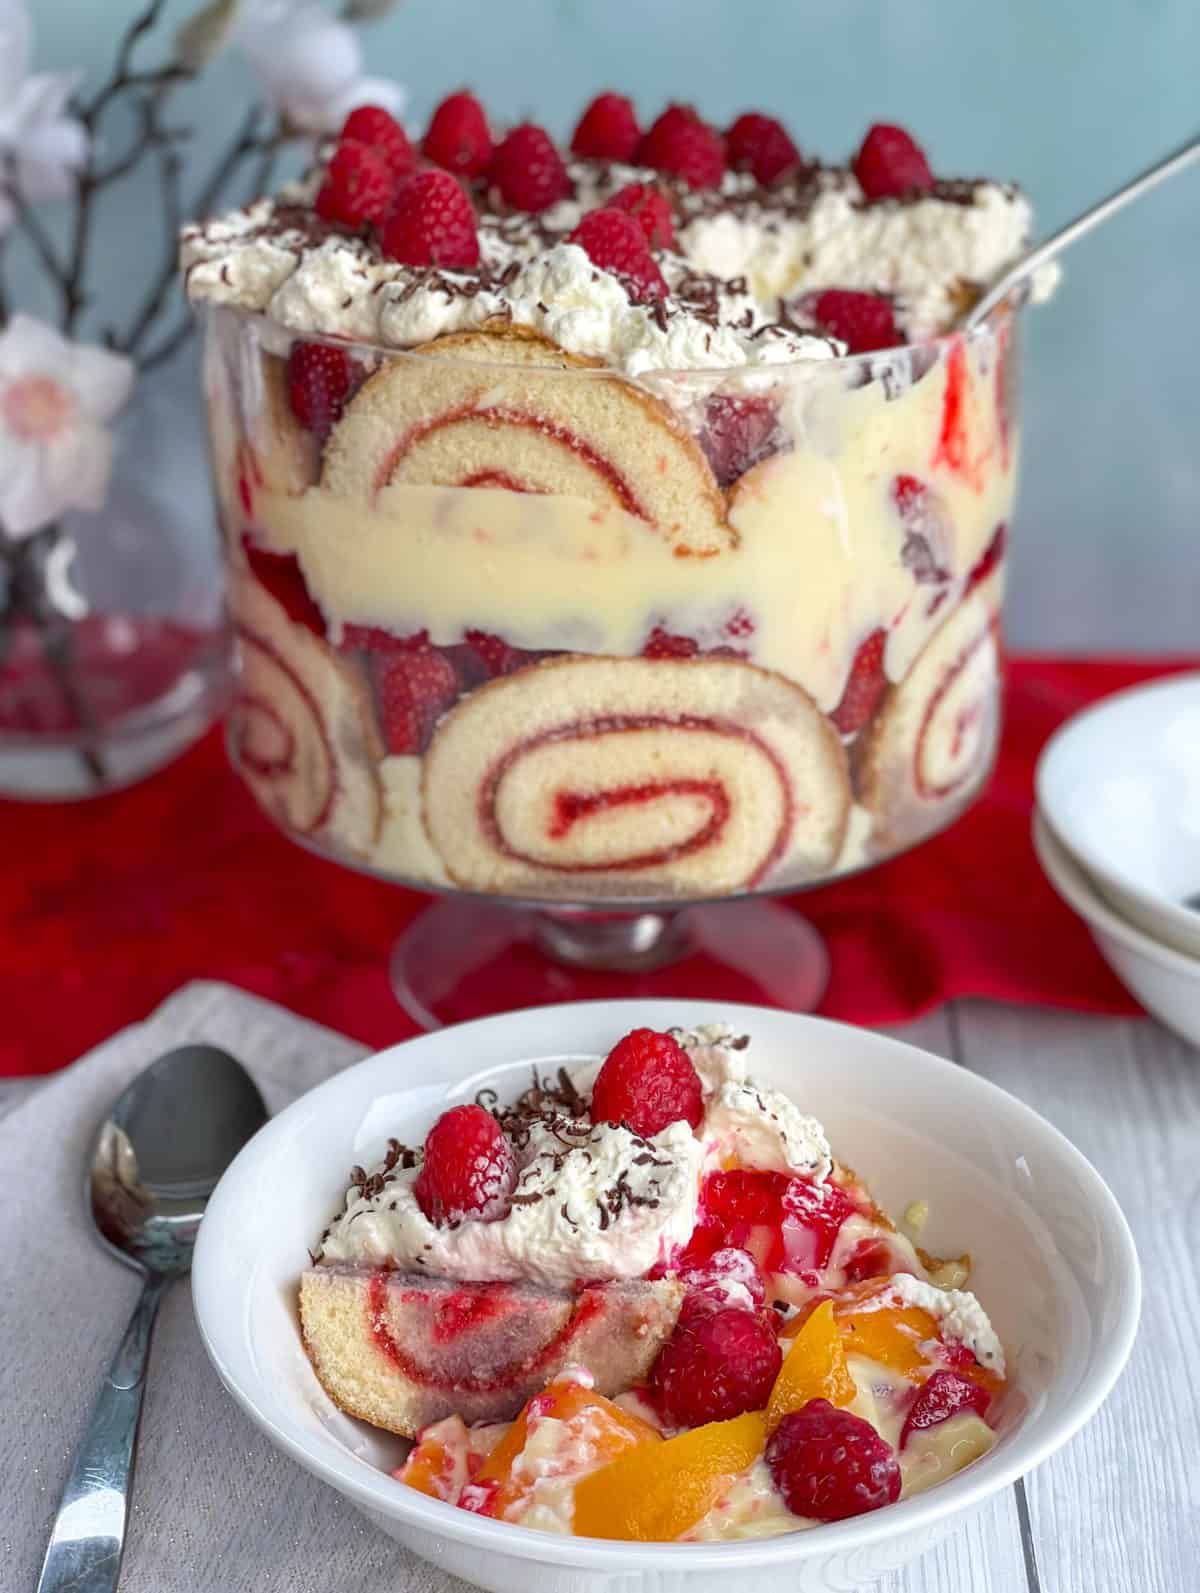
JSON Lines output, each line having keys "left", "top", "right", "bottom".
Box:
{"left": 1, "top": 980, "right": 470, "bottom": 1593}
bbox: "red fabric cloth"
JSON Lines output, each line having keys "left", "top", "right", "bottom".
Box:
{"left": 3, "top": 656, "right": 1192, "bottom": 1078}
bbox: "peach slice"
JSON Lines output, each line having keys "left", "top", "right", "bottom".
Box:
{"left": 766, "top": 1300, "right": 856, "bottom": 1430}
{"left": 396, "top": 1414, "right": 473, "bottom": 1503}
{"left": 475, "top": 1379, "right": 660, "bottom": 1520}
{"left": 835, "top": 1297, "right": 942, "bottom": 1381}
{"left": 830, "top": 1281, "right": 1004, "bottom": 1395}
{"left": 572, "top": 1410, "right": 767, "bottom": 1542}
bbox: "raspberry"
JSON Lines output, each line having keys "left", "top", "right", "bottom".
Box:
{"left": 568, "top": 208, "right": 666, "bottom": 303}
{"left": 699, "top": 393, "right": 781, "bottom": 486}
{"left": 605, "top": 182, "right": 676, "bottom": 248}
{"left": 778, "top": 1176, "right": 856, "bottom": 1272}
{"left": 285, "top": 341, "right": 360, "bottom": 440}
{"left": 340, "top": 104, "right": 414, "bottom": 181}
{"left": 413, "top": 1104, "right": 516, "bottom": 1226}
{"left": 638, "top": 104, "right": 726, "bottom": 190}
{"left": 457, "top": 629, "right": 524, "bottom": 680}
{"left": 590, "top": 1027, "right": 703, "bottom": 1136}
{"left": 900, "top": 1370, "right": 990, "bottom": 1448}
{"left": 642, "top": 626, "right": 698, "bottom": 660}
{"left": 767, "top": 1400, "right": 901, "bottom": 1521}
{"left": 423, "top": 90, "right": 493, "bottom": 180}
{"left": 368, "top": 643, "right": 461, "bottom": 754}
{"left": 966, "top": 522, "right": 1007, "bottom": 592}
{"left": 650, "top": 1307, "right": 782, "bottom": 1426}
{"left": 830, "top": 627, "right": 888, "bottom": 736}
{"left": 490, "top": 122, "right": 572, "bottom": 213}
{"left": 853, "top": 123, "right": 934, "bottom": 200}
{"left": 341, "top": 625, "right": 429, "bottom": 653}
{"left": 679, "top": 1247, "right": 766, "bottom": 1316}
{"left": 314, "top": 139, "right": 394, "bottom": 229}
{"left": 242, "top": 541, "right": 325, "bottom": 637}
{"left": 381, "top": 169, "right": 479, "bottom": 269}
{"left": 702, "top": 1168, "right": 789, "bottom": 1228}
{"left": 812, "top": 289, "right": 898, "bottom": 354}
{"left": 726, "top": 112, "right": 800, "bottom": 184}
{"left": 571, "top": 92, "right": 641, "bottom": 162}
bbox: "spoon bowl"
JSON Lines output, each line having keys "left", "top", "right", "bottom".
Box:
{"left": 90, "top": 1044, "right": 269, "bottom": 1278}
{"left": 37, "top": 1043, "right": 267, "bottom": 1593}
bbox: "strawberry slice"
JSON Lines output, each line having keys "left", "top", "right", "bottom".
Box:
{"left": 830, "top": 628, "right": 888, "bottom": 736}
{"left": 243, "top": 540, "right": 326, "bottom": 637}
{"left": 965, "top": 523, "right": 1007, "bottom": 593}
{"left": 841, "top": 1237, "right": 896, "bottom": 1284}
{"left": 367, "top": 644, "right": 462, "bottom": 754}
{"left": 899, "top": 1369, "right": 990, "bottom": 1447}
{"left": 778, "top": 1176, "right": 857, "bottom": 1272}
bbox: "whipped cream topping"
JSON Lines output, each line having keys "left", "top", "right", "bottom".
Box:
{"left": 679, "top": 1024, "right": 833, "bottom": 1180}
{"left": 889, "top": 1272, "right": 1006, "bottom": 1375}
{"left": 181, "top": 145, "right": 1047, "bottom": 371}
{"left": 676, "top": 166, "right": 1043, "bottom": 340}
{"left": 183, "top": 191, "right": 832, "bottom": 377}
{"left": 318, "top": 1024, "right": 833, "bottom": 1282}
{"left": 319, "top": 1115, "right": 703, "bottom": 1286}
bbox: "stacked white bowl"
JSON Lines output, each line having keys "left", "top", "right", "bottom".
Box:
{"left": 1035, "top": 671, "right": 1200, "bottom": 1048}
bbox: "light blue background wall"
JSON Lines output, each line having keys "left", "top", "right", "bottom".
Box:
{"left": 21, "top": 0, "right": 1200, "bottom": 651}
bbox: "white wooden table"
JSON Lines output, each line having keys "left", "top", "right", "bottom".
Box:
{"left": 4, "top": 995, "right": 1194, "bottom": 1592}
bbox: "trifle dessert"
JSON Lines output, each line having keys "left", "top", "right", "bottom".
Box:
{"left": 185, "top": 93, "right": 1052, "bottom": 899}
{"left": 300, "top": 1022, "right": 1008, "bottom": 1540}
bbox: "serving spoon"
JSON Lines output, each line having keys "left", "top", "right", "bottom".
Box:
{"left": 961, "top": 130, "right": 1200, "bottom": 330}
{"left": 36, "top": 1044, "right": 268, "bottom": 1593}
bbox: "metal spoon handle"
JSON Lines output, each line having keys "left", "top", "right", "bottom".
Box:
{"left": 36, "top": 1275, "right": 168, "bottom": 1593}
{"left": 964, "top": 130, "right": 1200, "bottom": 329}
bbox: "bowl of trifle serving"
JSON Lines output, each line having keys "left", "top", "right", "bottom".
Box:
{"left": 192, "top": 1000, "right": 1139, "bottom": 1593}
{"left": 183, "top": 94, "right": 1054, "bottom": 1021}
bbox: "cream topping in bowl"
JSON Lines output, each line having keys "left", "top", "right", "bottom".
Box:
{"left": 316, "top": 1026, "right": 833, "bottom": 1282}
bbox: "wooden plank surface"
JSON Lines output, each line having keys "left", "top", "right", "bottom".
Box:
{"left": 952, "top": 1001, "right": 1200, "bottom": 1593}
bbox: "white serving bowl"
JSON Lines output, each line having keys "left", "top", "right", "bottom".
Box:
{"left": 1034, "top": 813, "right": 1200, "bottom": 1050}
{"left": 192, "top": 1000, "right": 1140, "bottom": 1593}
{"left": 1036, "top": 671, "right": 1200, "bottom": 959}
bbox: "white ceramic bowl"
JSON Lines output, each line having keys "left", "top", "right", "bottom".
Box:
{"left": 1034, "top": 813, "right": 1200, "bottom": 1050}
{"left": 192, "top": 1000, "right": 1140, "bottom": 1593}
{"left": 1036, "top": 671, "right": 1200, "bottom": 958}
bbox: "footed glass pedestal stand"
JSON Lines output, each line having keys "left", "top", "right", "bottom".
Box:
{"left": 389, "top": 897, "right": 829, "bottom": 1030}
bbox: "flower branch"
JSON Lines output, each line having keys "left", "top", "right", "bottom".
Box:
{"left": 0, "top": 0, "right": 406, "bottom": 787}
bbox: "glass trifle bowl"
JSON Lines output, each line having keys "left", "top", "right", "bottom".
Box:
{"left": 202, "top": 302, "right": 1017, "bottom": 1024}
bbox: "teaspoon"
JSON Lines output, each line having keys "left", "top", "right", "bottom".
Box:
{"left": 36, "top": 1044, "right": 268, "bottom": 1593}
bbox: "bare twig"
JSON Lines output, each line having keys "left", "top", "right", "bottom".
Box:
{"left": 2, "top": 163, "right": 70, "bottom": 286}
{"left": 115, "top": 94, "right": 188, "bottom": 357}
{"left": 78, "top": 0, "right": 172, "bottom": 124}
{"left": 139, "top": 311, "right": 195, "bottom": 372}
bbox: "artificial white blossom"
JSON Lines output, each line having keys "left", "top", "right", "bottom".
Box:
{"left": 0, "top": 1, "right": 88, "bottom": 235}
{"left": 235, "top": 1, "right": 405, "bottom": 134}
{"left": 0, "top": 315, "right": 135, "bottom": 540}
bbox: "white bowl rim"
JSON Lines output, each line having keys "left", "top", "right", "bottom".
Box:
{"left": 1035, "top": 670, "right": 1200, "bottom": 942}
{"left": 1034, "top": 810, "right": 1200, "bottom": 976}
{"left": 193, "top": 998, "right": 1141, "bottom": 1572}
